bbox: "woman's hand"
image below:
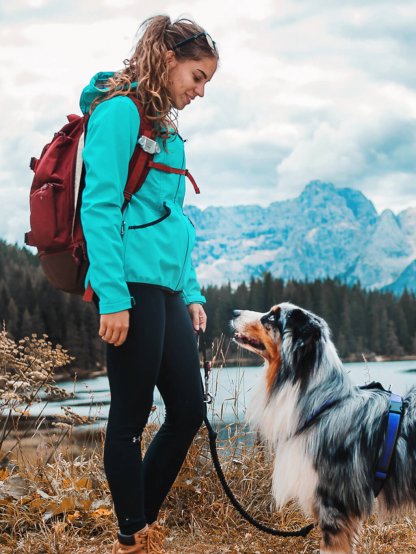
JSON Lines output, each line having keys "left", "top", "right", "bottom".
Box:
{"left": 188, "top": 303, "right": 207, "bottom": 333}
{"left": 99, "top": 310, "right": 130, "bottom": 347}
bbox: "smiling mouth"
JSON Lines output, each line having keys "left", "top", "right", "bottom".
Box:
{"left": 234, "top": 332, "right": 265, "bottom": 350}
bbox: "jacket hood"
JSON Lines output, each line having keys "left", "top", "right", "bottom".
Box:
{"left": 80, "top": 72, "right": 139, "bottom": 114}
{"left": 79, "top": 72, "right": 116, "bottom": 114}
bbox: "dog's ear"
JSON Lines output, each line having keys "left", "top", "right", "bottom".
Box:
{"left": 286, "top": 308, "right": 321, "bottom": 350}
{"left": 283, "top": 308, "right": 322, "bottom": 386}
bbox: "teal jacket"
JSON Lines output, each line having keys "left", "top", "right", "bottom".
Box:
{"left": 80, "top": 72, "right": 206, "bottom": 314}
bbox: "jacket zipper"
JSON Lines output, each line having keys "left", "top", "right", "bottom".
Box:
{"left": 175, "top": 217, "right": 190, "bottom": 290}
{"left": 174, "top": 137, "right": 186, "bottom": 202}
{"left": 173, "top": 136, "right": 190, "bottom": 290}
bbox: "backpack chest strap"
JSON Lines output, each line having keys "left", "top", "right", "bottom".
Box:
{"left": 148, "top": 160, "right": 200, "bottom": 194}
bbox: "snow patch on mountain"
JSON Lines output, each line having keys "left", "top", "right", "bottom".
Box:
{"left": 185, "top": 181, "right": 416, "bottom": 292}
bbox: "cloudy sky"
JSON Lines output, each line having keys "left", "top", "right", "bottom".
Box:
{"left": 1, "top": 0, "right": 415, "bottom": 245}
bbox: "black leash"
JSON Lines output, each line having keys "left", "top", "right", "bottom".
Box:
{"left": 198, "top": 331, "right": 315, "bottom": 538}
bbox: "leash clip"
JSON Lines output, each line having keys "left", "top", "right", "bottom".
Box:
{"left": 203, "top": 360, "right": 213, "bottom": 404}
{"left": 198, "top": 331, "right": 213, "bottom": 404}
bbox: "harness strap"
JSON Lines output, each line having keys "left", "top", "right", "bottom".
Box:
{"left": 299, "top": 386, "right": 403, "bottom": 498}
{"left": 148, "top": 161, "right": 200, "bottom": 194}
{"left": 296, "top": 397, "right": 342, "bottom": 435}
{"left": 373, "top": 391, "right": 403, "bottom": 497}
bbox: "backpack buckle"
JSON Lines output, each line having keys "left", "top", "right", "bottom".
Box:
{"left": 138, "top": 135, "right": 160, "bottom": 155}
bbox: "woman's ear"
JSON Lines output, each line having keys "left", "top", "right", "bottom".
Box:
{"left": 165, "top": 50, "right": 177, "bottom": 69}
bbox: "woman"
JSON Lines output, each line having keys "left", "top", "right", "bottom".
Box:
{"left": 80, "top": 15, "right": 218, "bottom": 554}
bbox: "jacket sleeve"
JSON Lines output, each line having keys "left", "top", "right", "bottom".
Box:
{"left": 181, "top": 260, "right": 206, "bottom": 305}
{"left": 81, "top": 96, "right": 140, "bottom": 314}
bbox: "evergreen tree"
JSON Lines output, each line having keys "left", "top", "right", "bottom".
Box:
{"left": 272, "top": 277, "right": 285, "bottom": 306}
{"left": 368, "top": 294, "right": 382, "bottom": 354}
{"left": 338, "top": 291, "right": 354, "bottom": 353}
{"left": 384, "top": 320, "right": 404, "bottom": 358}
{"left": 31, "top": 304, "right": 45, "bottom": 336}
{"left": 20, "top": 307, "right": 32, "bottom": 338}
{"left": 412, "top": 334, "right": 416, "bottom": 355}
{"left": 5, "top": 298, "right": 18, "bottom": 337}
{"left": 262, "top": 272, "right": 274, "bottom": 308}
{"left": 0, "top": 281, "right": 10, "bottom": 320}
{"left": 392, "top": 298, "right": 411, "bottom": 352}
{"left": 233, "top": 281, "right": 249, "bottom": 310}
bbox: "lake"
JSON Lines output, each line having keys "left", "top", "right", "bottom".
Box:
{"left": 29, "top": 359, "right": 416, "bottom": 427}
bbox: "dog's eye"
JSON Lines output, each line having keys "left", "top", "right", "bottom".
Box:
{"left": 264, "top": 313, "right": 275, "bottom": 324}
{"left": 261, "top": 311, "right": 279, "bottom": 326}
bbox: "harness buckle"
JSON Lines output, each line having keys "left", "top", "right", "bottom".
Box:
{"left": 389, "top": 399, "right": 402, "bottom": 415}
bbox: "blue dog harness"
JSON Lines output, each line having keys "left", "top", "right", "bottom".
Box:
{"left": 373, "top": 391, "right": 403, "bottom": 497}
{"left": 299, "top": 384, "right": 403, "bottom": 497}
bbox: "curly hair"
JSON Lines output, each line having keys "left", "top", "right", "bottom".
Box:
{"left": 92, "top": 15, "right": 219, "bottom": 137}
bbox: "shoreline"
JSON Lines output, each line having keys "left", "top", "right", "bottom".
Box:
{"left": 55, "top": 354, "right": 416, "bottom": 382}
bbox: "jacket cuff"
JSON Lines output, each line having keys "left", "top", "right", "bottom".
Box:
{"left": 99, "top": 296, "right": 133, "bottom": 315}
{"left": 181, "top": 292, "right": 206, "bottom": 305}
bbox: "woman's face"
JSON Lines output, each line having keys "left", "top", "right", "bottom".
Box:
{"left": 166, "top": 54, "right": 218, "bottom": 110}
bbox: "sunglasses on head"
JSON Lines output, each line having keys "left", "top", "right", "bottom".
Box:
{"left": 173, "top": 31, "right": 216, "bottom": 53}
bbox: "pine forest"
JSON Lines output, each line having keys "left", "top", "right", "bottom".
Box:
{"left": 1, "top": 240, "right": 415, "bottom": 372}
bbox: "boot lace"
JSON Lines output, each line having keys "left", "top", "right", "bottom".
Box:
{"left": 147, "top": 523, "right": 166, "bottom": 553}
{"left": 115, "top": 524, "right": 166, "bottom": 554}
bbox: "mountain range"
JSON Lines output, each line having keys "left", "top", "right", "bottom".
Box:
{"left": 185, "top": 181, "right": 416, "bottom": 294}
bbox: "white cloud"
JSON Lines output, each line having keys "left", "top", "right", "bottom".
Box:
{"left": 1, "top": 0, "right": 416, "bottom": 245}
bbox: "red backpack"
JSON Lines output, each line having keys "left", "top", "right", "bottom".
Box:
{"left": 25, "top": 96, "right": 200, "bottom": 301}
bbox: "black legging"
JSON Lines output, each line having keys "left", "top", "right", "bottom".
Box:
{"left": 103, "top": 283, "right": 205, "bottom": 535}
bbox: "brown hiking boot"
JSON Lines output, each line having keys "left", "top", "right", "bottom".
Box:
{"left": 148, "top": 521, "right": 167, "bottom": 550}
{"left": 111, "top": 523, "right": 167, "bottom": 554}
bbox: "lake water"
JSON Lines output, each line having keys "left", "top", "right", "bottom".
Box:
{"left": 30, "top": 359, "right": 416, "bottom": 428}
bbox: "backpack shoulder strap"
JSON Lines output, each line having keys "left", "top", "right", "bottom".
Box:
{"left": 121, "top": 95, "right": 201, "bottom": 208}
{"left": 122, "top": 96, "right": 154, "bottom": 211}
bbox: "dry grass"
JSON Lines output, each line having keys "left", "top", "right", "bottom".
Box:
{"left": 1, "top": 430, "right": 416, "bottom": 554}
{"left": 1, "top": 330, "right": 416, "bottom": 553}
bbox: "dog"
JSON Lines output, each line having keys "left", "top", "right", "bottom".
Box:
{"left": 231, "top": 302, "right": 416, "bottom": 554}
